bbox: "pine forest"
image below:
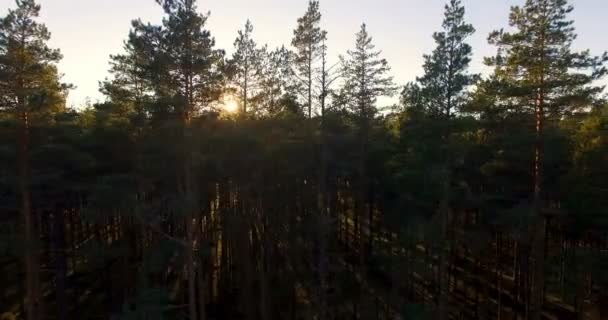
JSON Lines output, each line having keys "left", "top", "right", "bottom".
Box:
{"left": 0, "top": 0, "right": 607, "bottom": 319}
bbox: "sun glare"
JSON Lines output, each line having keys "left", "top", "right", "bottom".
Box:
{"left": 222, "top": 95, "right": 239, "bottom": 113}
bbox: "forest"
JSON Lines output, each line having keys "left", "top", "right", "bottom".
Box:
{"left": 0, "top": 0, "right": 607, "bottom": 319}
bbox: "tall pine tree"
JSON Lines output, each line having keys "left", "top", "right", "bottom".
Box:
{"left": 484, "top": 0, "right": 607, "bottom": 318}
{"left": 399, "top": 2, "right": 477, "bottom": 317}
{"left": 292, "top": 0, "right": 326, "bottom": 118}
{"left": 230, "top": 19, "right": 264, "bottom": 115}
{"left": 340, "top": 25, "right": 395, "bottom": 313}
{"left": 340, "top": 23, "right": 395, "bottom": 120}
{"left": 0, "top": 1, "right": 70, "bottom": 319}
{"left": 408, "top": 0, "right": 477, "bottom": 118}
{"left": 160, "top": 0, "right": 225, "bottom": 119}
{"left": 258, "top": 46, "right": 298, "bottom": 115}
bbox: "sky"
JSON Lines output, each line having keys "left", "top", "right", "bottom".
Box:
{"left": 1, "top": 0, "right": 607, "bottom": 107}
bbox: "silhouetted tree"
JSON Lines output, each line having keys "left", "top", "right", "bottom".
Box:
{"left": 230, "top": 19, "right": 264, "bottom": 115}
{"left": 292, "top": 0, "right": 326, "bottom": 118}
{"left": 0, "top": 1, "right": 70, "bottom": 319}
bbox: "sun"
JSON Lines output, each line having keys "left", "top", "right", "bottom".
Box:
{"left": 221, "top": 95, "right": 239, "bottom": 113}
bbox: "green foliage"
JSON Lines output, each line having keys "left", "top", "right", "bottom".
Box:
{"left": 292, "top": 0, "right": 327, "bottom": 117}
{"left": 484, "top": 0, "right": 607, "bottom": 117}
{"left": 340, "top": 24, "right": 396, "bottom": 120}
{"left": 562, "top": 106, "right": 608, "bottom": 232}
{"left": 404, "top": 0, "right": 478, "bottom": 117}
{"left": 0, "top": 0, "right": 70, "bottom": 113}
{"left": 228, "top": 19, "right": 265, "bottom": 115}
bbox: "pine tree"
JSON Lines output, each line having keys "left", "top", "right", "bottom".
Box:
{"left": 340, "top": 23, "right": 395, "bottom": 120}
{"left": 415, "top": 0, "right": 477, "bottom": 118}
{"left": 292, "top": 0, "right": 326, "bottom": 118}
{"left": 314, "top": 37, "right": 340, "bottom": 320}
{"left": 340, "top": 23, "right": 395, "bottom": 184}
{"left": 160, "top": 2, "right": 224, "bottom": 320}
{"left": 318, "top": 39, "right": 339, "bottom": 117}
{"left": 101, "top": 19, "right": 159, "bottom": 116}
{"left": 400, "top": 2, "right": 477, "bottom": 318}
{"left": 339, "top": 24, "right": 395, "bottom": 316}
{"left": 105, "top": 2, "right": 226, "bottom": 319}
{"left": 160, "top": 0, "right": 225, "bottom": 119}
{"left": 230, "top": 19, "right": 264, "bottom": 115}
{"left": 258, "top": 46, "right": 298, "bottom": 116}
{"left": 484, "top": 0, "right": 607, "bottom": 318}
{"left": 0, "top": 1, "right": 69, "bottom": 319}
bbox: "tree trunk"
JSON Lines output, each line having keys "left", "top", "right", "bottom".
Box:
{"left": 198, "top": 262, "right": 206, "bottom": 320}
{"left": 599, "top": 290, "right": 608, "bottom": 320}
{"left": 52, "top": 210, "right": 68, "bottom": 320}
{"left": 307, "top": 43, "right": 313, "bottom": 119}
{"left": 19, "top": 110, "right": 40, "bottom": 320}
{"left": 496, "top": 233, "right": 502, "bottom": 320}
{"left": 530, "top": 28, "right": 547, "bottom": 320}
{"left": 438, "top": 176, "right": 450, "bottom": 320}
{"left": 243, "top": 73, "right": 248, "bottom": 115}
{"left": 258, "top": 227, "right": 270, "bottom": 320}
{"left": 530, "top": 108, "right": 546, "bottom": 320}
{"left": 187, "top": 218, "right": 198, "bottom": 320}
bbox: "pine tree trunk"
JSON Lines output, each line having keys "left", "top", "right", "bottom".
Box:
{"left": 530, "top": 104, "right": 546, "bottom": 320}
{"left": 531, "top": 30, "right": 547, "bottom": 320}
{"left": 367, "top": 186, "right": 374, "bottom": 258}
{"left": 243, "top": 72, "right": 248, "bottom": 115}
{"left": 317, "top": 49, "right": 330, "bottom": 320}
{"left": 576, "top": 270, "right": 587, "bottom": 320}
{"left": 357, "top": 115, "right": 368, "bottom": 318}
{"left": 19, "top": 110, "right": 40, "bottom": 320}
{"left": 496, "top": 233, "right": 502, "bottom": 320}
{"left": 599, "top": 290, "right": 608, "bottom": 320}
{"left": 307, "top": 43, "right": 313, "bottom": 119}
{"left": 317, "top": 135, "right": 329, "bottom": 320}
{"left": 438, "top": 177, "right": 450, "bottom": 320}
{"left": 52, "top": 210, "right": 68, "bottom": 320}
{"left": 184, "top": 144, "right": 197, "bottom": 320}
{"left": 258, "top": 227, "right": 270, "bottom": 320}
{"left": 187, "top": 218, "right": 198, "bottom": 320}
{"left": 198, "top": 263, "right": 206, "bottom": 320}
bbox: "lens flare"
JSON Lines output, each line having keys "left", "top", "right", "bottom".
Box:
{"left": 222, "top": 95, "right": 239, "bottom": 113}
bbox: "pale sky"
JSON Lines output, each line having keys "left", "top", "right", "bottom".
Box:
{"left": 1, "top": 0, "right": 607, "bottom": 107}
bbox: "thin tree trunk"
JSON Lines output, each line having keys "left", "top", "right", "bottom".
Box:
{"left": 243, "top": 72, "right": 248, "bottom": 115}
{"left": 438, "top": 175, "right": 450, "bottom": 320}
{"left": 576, "top": 272, "right": 586, "bottom": 320}
{"left": 496, "top": 233, "right": 502, "bottom": 320}
{"left": 599, "top": 290, "right": 608, "bottom": 320}
{"left": 258, "top": 221, "right": 270, "bottom": 320}
{"left": 307, "top": 43, "right": 313, "bottom": 119}
{"left": 52, "top": 210, "right": 68, "bottom": 320}
{"left": 317, "top": 111, "right": 329, "bottom": 320}
{"left": 367, "top": 186, "right": 374, "bottom": 258}
{"left": 530, "top": 24, "right": 547, "bottom": 320}
{"left": 183, "top": 124, "right": 197, "bottom": 320}
{"left": 187, "top": 218, "right": 198, "bottom": 320}
{"left": 19, "top": 110, "right": 40, "bottom": 320}
{"left": 198, "top": 262, "right": 206, "bottom": 320}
